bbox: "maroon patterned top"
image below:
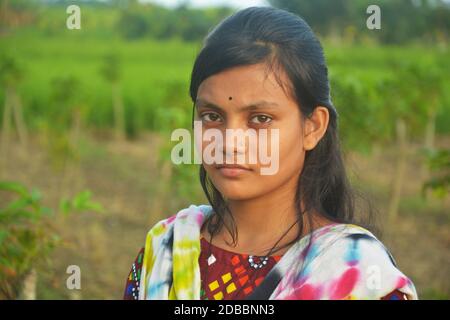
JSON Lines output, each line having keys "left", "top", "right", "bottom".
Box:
{"left": 198, "top": 237, "right": 282, "bottom": 299}
{"left": 124, "top": 238, "right": 407, "bottom": 300}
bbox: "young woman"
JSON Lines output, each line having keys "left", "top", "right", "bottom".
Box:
{"left": 124, "top": 7, "right": 418, "bottom": 300}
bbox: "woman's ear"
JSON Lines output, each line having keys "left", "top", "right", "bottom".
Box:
{"left": 303, "top": 106, "right": 329, "bottom": 151}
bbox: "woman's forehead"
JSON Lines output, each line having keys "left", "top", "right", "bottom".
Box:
{"left": 197, "top": 64, "right": 293, "bottom": 108}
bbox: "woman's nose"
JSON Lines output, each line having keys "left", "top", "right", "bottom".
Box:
{"left": 221, "top": 121, "right": 254, "bottom": 163}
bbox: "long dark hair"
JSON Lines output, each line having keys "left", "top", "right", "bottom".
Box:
{"left": 189, "top": 6, "right": 376, "bottom": 254}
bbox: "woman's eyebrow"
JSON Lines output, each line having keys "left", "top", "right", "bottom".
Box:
{"left": 195, "top": 98, "right": 279, "bottom": 112}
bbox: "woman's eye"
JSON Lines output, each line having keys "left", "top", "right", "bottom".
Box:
{"left": 250, "top": 114, "right": 272, "bottom": 124}
{"left": 201, "top": 112, "right": 222, "bottom": 123}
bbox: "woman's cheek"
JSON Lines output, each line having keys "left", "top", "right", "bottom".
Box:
{"left": 277, "top": 129, "right": 304, "bottom": 178}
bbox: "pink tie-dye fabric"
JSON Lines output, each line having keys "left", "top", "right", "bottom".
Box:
{"left": 139, "top": 205, "right": 418, "bottom": 300}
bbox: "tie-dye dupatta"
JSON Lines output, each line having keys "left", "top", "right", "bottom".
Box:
{"left": 139, "top": 205, "right": 418, "bottom": 300}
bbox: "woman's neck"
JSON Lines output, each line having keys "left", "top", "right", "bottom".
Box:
{"left": 202, "top": 175, "right": 332, "bottom": 256}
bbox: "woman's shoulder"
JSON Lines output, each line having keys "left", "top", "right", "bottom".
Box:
{"left": 314, "top": 223, "right": 399, "bottom": 265}
{"left": 145, "top": 204, "right": 213, "bottom": 237}
{"left": 143, "top": 204, "right": 213, "bottom": 253}
{"left": 304, "top": 222, "right": 418, "bottom": 299}
{"left": 311, "top": 223, "right": 386, "bottom": 250}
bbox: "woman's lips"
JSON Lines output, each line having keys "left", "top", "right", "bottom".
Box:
{"left": 215, "top": 164, "right": 252, "bottom": 178}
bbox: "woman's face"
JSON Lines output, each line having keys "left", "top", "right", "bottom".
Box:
{"left": 194, "top": 63, "right": 314, "bottom": 201}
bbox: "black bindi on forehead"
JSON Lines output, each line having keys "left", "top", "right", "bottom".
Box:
{"left": 228, "top": 96, "right": 232, "bottom": 100}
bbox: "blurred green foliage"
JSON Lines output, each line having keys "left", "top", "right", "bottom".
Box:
{"left": 0, "top": 1, "right": 448, "bottom": 143}
{"left": 0, "top": 35, "right": 448, "bottom": 144}
{"left": 270, "top": 0, "right": 450, "bottom": 44}
{"left": 0, "top": 181, "right": 103, "bottom": 299}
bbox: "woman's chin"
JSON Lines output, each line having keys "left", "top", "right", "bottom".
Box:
{"left": 216, "top": 185, "right": 262, "bottom": 201}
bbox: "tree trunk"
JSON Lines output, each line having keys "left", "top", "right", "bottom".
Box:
{"left": 59, "top": 107, "right": 84, "bottom": 200}
{"left": 421, "top": 106, "right": 437, "bottom": 182}
{"left": 20, "top": 268, "right": 37, "bottom": 300}
{"left": 10, "top": 86, "right": 28, "bottom": 148}
{"left": 112, "top": 81, "right": 126, "bottom": 140}
{"left": 387, "top": 118, "right": 407, "bottom": 221}
{"left": 1, "top": 86, "right": 12, "bottom": 173}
